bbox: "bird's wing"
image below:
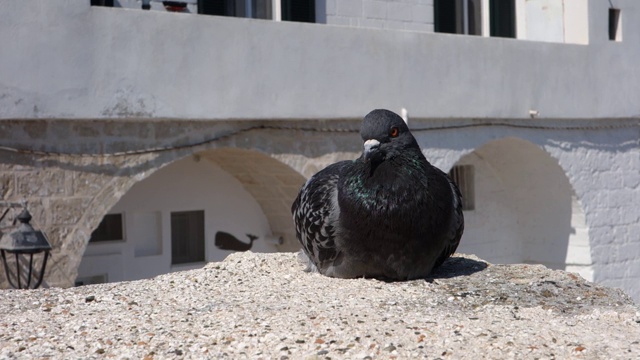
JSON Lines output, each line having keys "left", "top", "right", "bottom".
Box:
{"left": 292, "top": 162, "right": 349, "bottom": 268}
{"left": 434, "top": 170, "right": 465, "bottom": 268}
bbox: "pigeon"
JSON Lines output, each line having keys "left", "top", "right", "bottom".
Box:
{"left": 291, "top": 109, "right": 464, "bottom": 280}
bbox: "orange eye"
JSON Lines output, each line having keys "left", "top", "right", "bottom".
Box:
{"left": 389, "top": 127, "right": 399, "bottom": 138}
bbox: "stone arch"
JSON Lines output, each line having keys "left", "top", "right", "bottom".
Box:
{"left": 453, "top": 137, "right": 593, "bottom": 280}
{"left": 199, "top": 147, "right": 305, "bottom": 252}
{"left": 73, "top": 147, "right": 305, "bottom": 285}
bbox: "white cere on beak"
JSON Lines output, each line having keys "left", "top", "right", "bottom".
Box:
{"left": 364, "top": 139, "right": 381, "bottom": 153}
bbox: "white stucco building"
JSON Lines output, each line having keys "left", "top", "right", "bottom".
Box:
{"left": 0, "top": 0, "right": 638, "bottom": 301}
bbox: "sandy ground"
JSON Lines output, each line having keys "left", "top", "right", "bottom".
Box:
{"left": 1, "top": 251, "right": 639, "bottom": 359}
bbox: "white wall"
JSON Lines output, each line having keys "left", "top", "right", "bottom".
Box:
{"left": 454, "top": 137, "right": 593, "bottom": 281}
{"left": 523, "top": 0, "right": 565, "bottom": 42}
{"left": 417, "top": 121, "right": 638, "bottom": 299}
{"left": 1, "top": 0, "right": 637, "bottom": 297}
{"left": 1, "top": 1, "right": 639, "bottom": 120}
{"left": 454, "top": 152, "right": 523, "bottom": 264}
{"left": 324, "top": 0, "right": 434, "bottom": 32}
{"left": 77, "top": 155, "right": 277, "bottom": 284}
{"left": 565, "top": 195, "right": 593, "bottom": 280}
{"left": 516, "top": 0, "right": 589, "bottom": 44}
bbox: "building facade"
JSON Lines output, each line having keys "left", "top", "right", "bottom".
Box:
{"left": 1, "top": 0, "right": 639, "bottom": 300}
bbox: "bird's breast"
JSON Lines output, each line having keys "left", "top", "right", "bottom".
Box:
{"left": 338, "top": 164, "right": 452, "bottom": 236}
{"left": 340, "top": 177, "right": 428, "bottom": 225}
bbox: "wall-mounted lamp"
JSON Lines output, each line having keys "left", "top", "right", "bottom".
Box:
{"left": 0, "top": 207, "right": 52, "bottom": 289}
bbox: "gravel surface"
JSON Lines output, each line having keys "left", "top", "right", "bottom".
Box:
{"left": 1, "top": 252, "right": 639, "bottom": 359}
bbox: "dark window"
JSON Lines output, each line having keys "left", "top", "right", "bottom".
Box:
{"left": 198, "top": 0, "right": 241, "bottom": 16}
{"left": 90, "top": 214, "right": 124, "bottom": 242}
{"left": 252, "top": 0, "right": 272, "bottom": 19}
{"left": 489, "top": 0, "right": 516, "bottom": 38}
{"left": 449, "top": 165, "right": 475, "bottom": 211}
{"left": 434, "top": 0, "right": 481, "bottom": 35}
{"left": 171, "top": 210, "right": 205, "bottom": 264}
{"left": 282, "top": 0, "right": 315, "bottom": 23}
{"left": 90, "top": 0, "right": 114, "bottom": 6}
{"left": 608, "top": 8, "right": 621, "bottom": 41}
{"left": 434, "top": 0, "right": 457, "bottom": 33}
{"left": 198, "top": 0, "right": 273, "bottom": 19}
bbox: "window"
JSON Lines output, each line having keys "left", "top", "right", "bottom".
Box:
{"left": 171, "top": 210, "right": 205, "bottom": 264}
{"left": 198, "top": 0, "right": 241, "bottom": 16}
{"left": 448, "top": 165, "right": 475, "bottom": 211}
{"left": 198, "top": 0, "right": 314, "bottom": 22}
{"left": 608, "top": 8, "right": 622, "bottom": 41}
{"left": 252, "top": 0, "right": 273, "bottom": 19}
{"left": 281, "top": 0, "right": 315, "bottom": 23}
{"left": 90, "top": 0, "right": 114, "bottom": 6}
{"left": 489, "top": 0, "right": 516, "bottom": 38}
{"left": 435, "top": 0, "right": 515, "bottom": 38}
{"left": 198, "top": 0, "right": 273, "bottom": 19}
{"left": 89, "top": 214, "right": 124, "bottom": 243}
{"left": 435, "top": 0, "right": 482, "bottom": 35}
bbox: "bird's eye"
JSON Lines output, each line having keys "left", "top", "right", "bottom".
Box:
{"left": 389, "top": 127, "right": 399, "bottom": 138}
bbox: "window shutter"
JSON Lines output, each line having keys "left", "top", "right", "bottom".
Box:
{"left": 171, "top": 210, "right": 205, "bottom": 264}
{"left": 489, "top": 0, "right": 516, "bottom": 38}
{"left": 434, "top": 0, "right": 458, "bottom": 34}
{"left": 90, "top": 0, "right": 114, "bottom": 6}
{"left": 90, "top": 214, "right": 124, "bottom": 242}
{"left": 198, "top": 0, "right": 227, "bottom": 16}
{"left": 282, "top": 0, "right": 315, "bottom": 23}
{"left": 449, "top": 165, "right": 475, "bottom": 211}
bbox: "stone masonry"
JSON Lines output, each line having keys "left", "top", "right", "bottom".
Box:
{"left": 1, "top": 117, "right": 639, "bottom": 303}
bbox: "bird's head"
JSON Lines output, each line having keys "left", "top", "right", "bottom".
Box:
{"left": 360, "top": 109, "right": 418, "bottom": 165}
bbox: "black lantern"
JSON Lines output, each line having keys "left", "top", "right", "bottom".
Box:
{"left": 0, "top": 208, "right": 52, "bottom": 289}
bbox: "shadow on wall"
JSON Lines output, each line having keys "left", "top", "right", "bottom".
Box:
{"left": 215, "top": 232, "right": 258, "bottom": 251}
{"left": 453, "top": 137, "right": 592, "bottom": 281}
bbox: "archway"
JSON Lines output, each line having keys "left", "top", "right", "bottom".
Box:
{"left": 453, "top": 137, "right": 592, "bottom": 280}
{"left": 77, "top": 148, "right": 305, "bottom": 285}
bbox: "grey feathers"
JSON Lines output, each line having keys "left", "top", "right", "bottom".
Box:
{"left": 291, "top": 109, "right": 464, "bottom": 280}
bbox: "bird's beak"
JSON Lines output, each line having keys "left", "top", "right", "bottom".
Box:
{"left": 363, "top": 139, "right": 381, "bottom": 162}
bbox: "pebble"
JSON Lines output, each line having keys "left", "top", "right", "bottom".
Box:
{"left": 0, "top": 252, "right": 638, "bottom": 359}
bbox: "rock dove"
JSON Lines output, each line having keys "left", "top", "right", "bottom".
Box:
{"left": 291, "top": 109, "right": 464, "bottom": 280}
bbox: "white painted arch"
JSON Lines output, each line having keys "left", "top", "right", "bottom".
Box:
{"left": 77, "top": 148, "right": 305, "bottom": 284}
{"left": 454, "top": 137, "right": 593, "bottom": 281}
{"left": 76, "top": 136, "right": 595, "bottom": 285}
